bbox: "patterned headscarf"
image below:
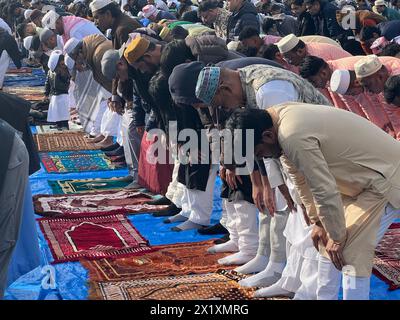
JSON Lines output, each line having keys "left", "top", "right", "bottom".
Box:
{"left": 195, "top": 67, "right": 221, "bottom": 105}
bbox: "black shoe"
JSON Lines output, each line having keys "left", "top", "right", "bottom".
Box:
{"left": 101, "top": 142, "right": 120, "bottom": 152}
{"left": 213, "top": 234, "right": 230, "bottom": 244}
{"left": 147, "top": 196, "right": 173, "bottom": 206}
{"left": 117, "top": 175, "right": 134, "bottom": 183}
{"left": 105, "top": 146, "right": 124, "bottom": 157}
{"left": 152, "top": 204, "right": 181, "bottom": 217}
{"left": 197, "top": 223, "right": 229, "bottom": 235}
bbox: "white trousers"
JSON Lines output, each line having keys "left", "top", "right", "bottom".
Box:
{"left": 0, "top": 50, "right": 10, "bottom": 88}
{"left": 185, "top": 165, "right": 218, "bottom": 226}
{"left": 317, "top": 203, "right": 400, "bottom": 300}
{"left": 224, "top": 199, "right": 259, "bottom": 255}
{"left": 90, "top": 99, "right": 106, "bottom": 136}
{"left": 100, "top": 107, "right": 121, "bottom": 138}
{"left": 165, "top": 137, "right": 185, "bottom": 208}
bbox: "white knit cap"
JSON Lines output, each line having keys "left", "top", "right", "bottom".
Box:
{"left": 48, "top": 49, "right": 63, "bottom": 72}
{"left": 90, "top": 0, "right": 113, "bottom": 12}
{"left": 64, "top": 54, "right": 75, "bottom": 70}
{"left": 41, "top": 10, "right": 60, "bottom": 30}
{"left": 354, "top": 55, "right": 383, "bottom": 78}
{"left": 64, "top": 37, "right": 80, "bottom": 55}
{"left": 277, "top": 34, "right": 300, "bottom": 54}
{"left": 23, "top": 36, "right": 33, "bottom": 51}
{"left": 24, "top": 9, "right": 33, "bottom": 20}
{"left": 374, "top": 0, "right": 386, "bottom": 6}
{"left": 330, "top": 69, "right": 351, "bottom": 95}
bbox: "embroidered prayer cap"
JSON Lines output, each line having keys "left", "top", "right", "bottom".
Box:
{"left": 65, "top": 54, "right": 75, "bottom": 70}
{"left": 142, "top": 5, "right": 158, "bottom": 19}
{"left": 41, "top": 10, "right": 60, "bottom": 30}
{"left": 123, "top": 36, "right": 150, "bottom": 65}
{"left": 90, "top": 0, "right": 113, "bottom": 13}
{"left": 24, "top": 9, "right": 33, "bottom": 20}
{"left": 159, "top": 26, "right": 170, "bottom": 40}
{"left": 374, "top": 0, "right": 386, "bottom": 6}
{"left": 39, "top": 28, "right": 54, "bottom": 43}
{"left": 64, "top": 37, "right": 81, "bottom": 55}
{"left": 169, "top": 61, "right": 205, "bottom": 105}
{"left": 370, "top": 36, "right": 389, "bottom": 55}
{"left": 354, "top": 54, "right": 383, "bottom": 78}
{"left": 23, "top": 36, "right": 33, "bottom": 51}
{"left": 195, "top": 66, "right": 221, "bottom": 105}
{"left": 48, "top": 49, "right": 63, "bottom": 72}
{"left": 330, "top": 69, "right": 351, "bottom": 95}
{"left": 277, "top": 34, "right": 300, "bottom": 54}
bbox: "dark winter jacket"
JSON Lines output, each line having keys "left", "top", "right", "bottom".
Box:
{"left": 227, "top": 0, "right": 260, "bottom": 41}
{"left": 313, "top": 0, "right": 346, "bottom": 39}
{"left": 44, "top": 70, "right": 70, "bottom": 96}
{"left": 297, "top": 11, "right": 316, "bottom": 36}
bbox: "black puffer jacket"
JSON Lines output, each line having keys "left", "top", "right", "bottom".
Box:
{"left": 227, "top": 0, "right": 260, "bottom": 41}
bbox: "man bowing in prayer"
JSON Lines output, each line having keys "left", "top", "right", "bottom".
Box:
{"left": 226, "top": 104, "right": 400, "bottom": 300}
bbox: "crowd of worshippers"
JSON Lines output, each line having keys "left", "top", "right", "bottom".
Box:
{"left": 1, "top": 0, "right": 400, "bottom": 301}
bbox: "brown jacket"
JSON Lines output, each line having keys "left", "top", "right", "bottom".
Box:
{"left": 111, "top": 13, "right": 141, "bottom": 49}
{"left": 82, "top": 34, "right": 113, "bottom": 93}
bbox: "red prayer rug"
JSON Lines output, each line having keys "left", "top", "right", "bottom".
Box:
{"left": 373, "top": 223, "right": 400, "bottom": 290}
{"left": 38, "top": 214, "right": 154, "bottom": 264}
{"left": 81, "top": 240, "right": 236, "bottom": 282}
{"left": 33, "top": 190, "right": 169, "bottom": 217}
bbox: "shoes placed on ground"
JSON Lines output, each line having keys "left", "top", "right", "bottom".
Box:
{"left": 147, "top": 196, "right": 173, "bottom": 206}
{"left": 117, "top": 175, "right": 134, "bottom": 183}
{"left": 152, "top": 203, "right": 182, "bottom": 217}
{"left": 213, "top": 234, "right": 230, "bottom": 244}
{"left": 197, "top": 222, "right": 229, "bottom": 235}
{"left": 110, "top": 155, "right": 126, "bottom": 163}
{"left": 105, "top": 146, "right": 124, "bottom": 157}
{"left": 101, "top": 142, "right": 120, "bottom": 152}
{"left": 124, "top": 181, "right": 141, "bottom": 189}
{"left": 113, "top": 161, "right": 127, "bottom": 168}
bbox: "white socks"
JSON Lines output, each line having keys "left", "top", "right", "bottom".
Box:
{"left": 171, "top": 220, "right": 206, "bottom": 231}
{"left": 239, "top": 261, "right": 285, "bottom": 288}
{"left": 234, "top": 254, "right": 269, "bottom": 274}
{"left": 207, "top": 240, "right": 238, "bottom": 253}
{"left": 164, "top": 213, "right": 188, "bottom": 224}
{"left": 254, "top": 283, "right": 294, "bottom": 298}
{"left": 217, "top": 252, "right": 256, "bottom": 266}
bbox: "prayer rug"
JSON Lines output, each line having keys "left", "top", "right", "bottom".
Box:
{"left": 36, "top": 122, "right": 82, "bottom": 134}
{"left": 88, "top": 270, "right": 259, "bottom": 300}
{"left": 33, "top": 132, "right": 98, "bottom": 152}
{"left": 373, "top": 223, "right": 400, "bottom": 290}
{"left": 33, "top": 190, "right": 168, "bottom": 217}
{"left": 6, "top": 67, "right": 32, "bottom": 74}
{"left": 81, "top": 240, "right": 236, "bottom": 282}
{"left": 40, "top": 151, "right": 122, "bottom": 173}
{"left": 3, "top": 86, "right": 45, "bottom": 101}
{"left": 38, "top": 214, "right": 154, "bottom": 264}
{"left": 48, "top": 177, "right": 132, "bottom": 194}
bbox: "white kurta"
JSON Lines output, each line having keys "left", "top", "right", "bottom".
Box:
{"left": 47, "top": 94, "right": 70, "bottom": 122}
